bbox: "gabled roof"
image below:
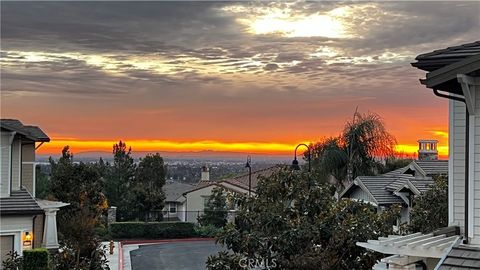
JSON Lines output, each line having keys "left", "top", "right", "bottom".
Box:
{"left": 437, "top": 240, "right": 480, "bottom": 269}
{"left": 412, "top": 41, "right": 480, "bottom": 72}
{"left": 382, "top": 166, "right": 410, "bottom": 176}
{"left": 0, "top": 189, "right": 44, "bottom": 215}
{"left": 355, "top": 176, "right": 406, "bottom": 205}
{"left": 0, "top": 119, "right": 50, "bottom": 142}
{"left": 183, "top": 165, "right": 282, "bottom": 195}
{"left": 163, "top": 181, "right": 194, "bottom": 202}
{"left": 412, "top": 160, "right": 448, "bottom": 176}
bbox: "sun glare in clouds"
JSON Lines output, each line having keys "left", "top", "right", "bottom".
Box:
{"left": 223, "top": 4, "right": 377, "bottom": 39}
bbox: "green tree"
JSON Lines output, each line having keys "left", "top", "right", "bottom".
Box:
{"left": 105, "top": 140, "right": 136, "bottom": 212}
{"left": 208, "top": 167, "right": 399, "bottom": 270}
{"left": 310, "top": 111, "right": 396, "bottom": 190}
{"left": 133, "top": 153, "right": 167, "bottom": 221}
{"left": 409, "top": 176, "right": 448, "bottom": 233}
{"left": 49, "top": 146, "right": 109, "bottom": 270}
{"left": 380, "top": 157, "right": 412, "bottom": 174}
{"left": 198, "top": 187, "right": 228, "bottom": 228}
{"left": 35, "top": 165, "right": 51, "bottom": 199}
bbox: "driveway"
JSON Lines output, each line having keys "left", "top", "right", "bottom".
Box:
{"left": 130, "top": 240, "right": 223, "bottom": 270}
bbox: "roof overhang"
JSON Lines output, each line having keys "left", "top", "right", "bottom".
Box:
{"left": 421, "top": 54, "right": 480, "bottom": 94}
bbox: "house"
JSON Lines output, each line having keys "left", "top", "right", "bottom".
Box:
{"left": 0, "top": 119, "right": 67, "bottom": 266}
{"left": 340, "top": 140, "right": 446, "bottom": 224}
{"left": 162, "top": 181, "right": 193, "bottom": 221}
{"left": 357, "top": 41, "right": 480, "bottom": 269}
{"left": 180, "top": 165, "right": 280, "bottom": 223}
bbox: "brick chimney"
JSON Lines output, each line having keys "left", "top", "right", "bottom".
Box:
{"left": 417, "top": 139, "right": 438, "bottom": 161}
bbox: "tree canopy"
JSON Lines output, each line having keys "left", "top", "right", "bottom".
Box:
{"left": 207, "top": 167, "right": 399, "bottom": 270}
{"left": 198, "top": 187, "right": 228, "bottom": 228}
{"left": 104, "top": 140, "right": 136, "bottom": 212}
{"left": 310, "top": 111, "right": 396, "bottom": 189}
{"left": 409, "top": 176, "right": 448, "bottom": 233}
{"left": 133, "top": 153, "right": 167, "bottom": 221}
{"left": 49, "top": 146, "right": 109, "bottom": 270}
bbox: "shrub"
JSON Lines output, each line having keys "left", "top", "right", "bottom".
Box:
{"left": 23, "top": 248, "right": 51, "bottom": 270}
{"left": 1, "top": 250, "right": 23, "bottom": 270}
{"left": 195, "top": 225, "right": 223, "bottom": 238}
{"left": 110, "top": 222, "right": 195, "bottom": 239}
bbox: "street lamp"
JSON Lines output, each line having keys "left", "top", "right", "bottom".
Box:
{"left": 245, "top": 156, "right": 252, "bottom": 196}
{"left": 291, "top": 143, "right": 311, "bottom": 172}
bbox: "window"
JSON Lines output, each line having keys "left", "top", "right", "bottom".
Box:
{"left": 202, "top": 196, "right": 210, "bottom": 208}
{"left": 169, "top": 204, "right": 177, "bottom": 213}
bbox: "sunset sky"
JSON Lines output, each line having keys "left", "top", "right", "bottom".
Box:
{"left": 1, "top": 2, "right": 479, "bottom": 157}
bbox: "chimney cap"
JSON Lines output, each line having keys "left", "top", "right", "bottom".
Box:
{"left": 417, "top": 139, "right": 438, "bottom": 143}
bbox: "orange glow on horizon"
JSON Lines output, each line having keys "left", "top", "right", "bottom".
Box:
{"left": 37, "top": 138, "right": 449, "bottom": 158}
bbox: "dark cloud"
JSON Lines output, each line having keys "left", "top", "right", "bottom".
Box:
{"left": 0, "top": 1, "right": 477, "bottom": 144}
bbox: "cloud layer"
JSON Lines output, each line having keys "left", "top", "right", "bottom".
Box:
{"left": 1, "top": 1, "right": 479, "bottom": 153}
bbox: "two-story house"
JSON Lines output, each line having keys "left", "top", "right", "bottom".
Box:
{"left": 0, "top": 119, "right": 67, "bottom": 266}
{"left": 357, "top": 41, "right": 480, "bottom": 269}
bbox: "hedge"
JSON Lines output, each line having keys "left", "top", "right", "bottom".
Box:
{"left": 23, "top": 248, "right": 51, "bottom": 270}
{"left": 110, "top": 222, "right": 196, "bottom": 239}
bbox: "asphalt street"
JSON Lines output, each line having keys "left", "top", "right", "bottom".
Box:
{"left": 130, "top": 240, "right": 223, "bottom": 270}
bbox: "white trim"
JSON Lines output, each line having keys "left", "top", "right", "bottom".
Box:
{"left": 357, "top": 233, "right": 460, "bottom": 259}
{"left": 448, "top": 99, "right": 454, "bottom": 225}
{"left": 18, "top": 138, "right": 22, "bottom": 190}
{"left": 8, "top": 136, "right": 12, "bottom": 196}
{"left": 32, "top": 163, "right": 36, "bottom": 197}
{"left": 468, "top": 114, "right": 475, "bottom": 240}
{"left": 458, "top": 74, "right": 475, "bottom": 114}
{"left": 0, "top": 230, "right": 25, "bottom": 254}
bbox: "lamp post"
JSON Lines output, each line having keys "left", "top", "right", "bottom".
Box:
{"left": 245, "top": 156, "right": 252, "bottom": 196}
{"left": 291, "top": 143, "right": 311, "bottom": 173}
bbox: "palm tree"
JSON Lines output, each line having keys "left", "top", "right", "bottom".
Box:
{"left": 310, "top": 111, "right": 396, "bottom": 190}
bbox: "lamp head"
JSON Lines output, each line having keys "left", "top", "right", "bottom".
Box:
{"left": 245, "top": 156, "right": 251, "bottom": 168}
{"left": 291, "top": 158, "right": 301, "bottom": 170}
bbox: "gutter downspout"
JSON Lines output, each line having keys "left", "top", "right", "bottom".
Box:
{"left": 433, "top": 89, "right": 469, "bottom": 244}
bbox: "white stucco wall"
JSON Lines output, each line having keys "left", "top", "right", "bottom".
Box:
{"left": 185, "top": 185, "right": 216, "bottom": 223}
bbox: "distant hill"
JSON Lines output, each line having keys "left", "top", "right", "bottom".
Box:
{"left": 37, "top": 150, "right": 292, "bottom": 163}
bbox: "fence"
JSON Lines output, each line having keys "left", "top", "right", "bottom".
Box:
{"left": 115, "top": 210, "right": 236, "bottom": 223}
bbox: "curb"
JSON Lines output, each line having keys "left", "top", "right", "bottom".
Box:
{"left": 118, "top": 241, "right": 124, "bottom": 270}
{"left": 120, "top": 237, "right": 215, "bottom": 246}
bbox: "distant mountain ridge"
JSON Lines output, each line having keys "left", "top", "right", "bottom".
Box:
{"left": 37, "top": 150, "right": 292, "bottom": 163}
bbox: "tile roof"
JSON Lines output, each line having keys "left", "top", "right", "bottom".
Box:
{"left": 0, "top": 119, "right": 50, "bottom": 142}
{"left": 413, "top": 160, "right": 448, "bottom": 176}
{"left": 163, "top": 181, "right": 194, "bottom": 202}
{"left": 356, "top": 176, "right": 405, "bottom": 205}
{"left": 0, "top": 189, "right": 44, "bottom": 215}
{"left": 412, "top": 41, "right": 480, "bottom": 72}
{"left": 224, "top": 165, "right": 281, "bottom": 191}
{"left": 382, "top": 166, "right": 410, "bottom": 176}
{"left": 438, "top": 242, "right": 480, "bottom": 270}
{"left": 410, "top": 179, "right": 435, "bottom": 193}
